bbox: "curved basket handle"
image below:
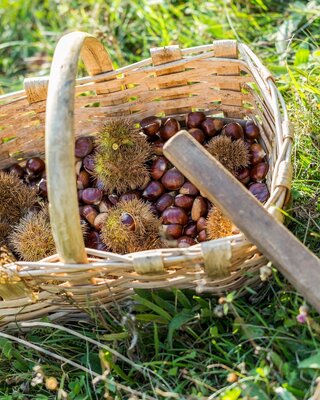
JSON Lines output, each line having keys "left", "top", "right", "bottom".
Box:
{"left": 45, "top": 32, "right": 112, "bottom": 264}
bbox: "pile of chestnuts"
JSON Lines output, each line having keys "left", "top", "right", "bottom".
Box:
{"left": 1, "top": 111, "right": 270, "bottom": 260}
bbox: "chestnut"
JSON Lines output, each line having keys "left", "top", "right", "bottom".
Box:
{"left": 184, "top": 222, "right": 198, "bottom": 238}
{"left": 180, "top": 181, "right": 199, "bottom": 196}
{"left": 142, "top": 181, "right": 165, "bottom": 201}
{"left": 148, "top": 203, "right": 159, "bottom": 216}
{"left": 245, "top": 121, "right": 260, "bottom": 140}
{"left": 108, "top": 194, "right": 119, "bottom": 206}
{"left": 82, "top": 205, "right": 98, "bottom": 225}
{"left": 9, "top": 163, "right": 25, "bottom": 178}
{"left": 159, "top": 118, "right": 180, "bottom": 141}
{"left": 83, "top": 155, "right": 95, "bottom": 175}
{"left": 235, "top": 167, "right": 251, "bottom": 185}
{"left": 120, "top": 213, "right": 136, "bottom": 231}
{"left": 77, "top": 170, "right": 90, "bottom": 190}
{"left": 95, "top": 178, "right": 106, "bottom": 191}
{"left": 86, "top": 231, "right": 107, "bottom": 251}
{"left": 191, "top": 196, "right": 208, "bottom": 221}
{"left": 223, "top": 122, "right": 244, "bottom": 140}
{"left": 140, "top": 116, "right": 162, "bottom": 136}
{"left": 26, "top": 157, "right": 45, "bottom": 175}
{"left": 186, "top": 112, "right": 206, "bottom": 129}
{"left": 188, "top": 128, "right": 205, "bottom": 144}
{"left": 119, "top": 191, "right": 141, "bottom": 202}
{"left": 162, "top": 207, "right": 189, "bottom": 225}
{"left": 177, "top": 236, "right": 196, "bottom": 247}
{"left": 201, "top": 118, "right": 223, "bottom": 137}
{"left": 151, "top": 157, "right": 169, "bottom": 180}
{"left": 250, "top": 162, "right": 269, "bottom": 182}
{"left": 161, "top": 168, "right": 185, "bottom": 190}
{"left": 197, "top": 230, "right": 207, "bottom": 242}
{"left": 38, "top": 178, "right": 48, "bottom": 196}
{"left": 249, "top": 182, "right": 269, "bottom": 203}
{"left": 151, "top": 140, "right": 164, "bottom": 156}
{"left": 94, "top": 213, "right": 108, "bottom": 231}
{"left": 196, "top": 217, "right": 206, "bottom": 232}
{"left": 174, "top": 194, "right": 194, "bottom": 210}
{"left": 99, "top": 199, "right": 113, "bottom": 213}
{"left": 82, "top": 188, "right": 103, "bottom": 205}
{"left": 75, "top": 136, "right": 93, "bottom": 158}
{"left": 250, "top": 143, "right": 266, "bottom": 165}
{"left": 163, "top": 224, "right": 183, "bottom": 239}
{"left": 78, "top": 189, "right": 84, "bottom": 202}
{"left": 155, "top": 193, "right": 174, "bottom": 213}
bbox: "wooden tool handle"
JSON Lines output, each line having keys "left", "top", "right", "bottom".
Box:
{"left": 163, "top": 131, "right": 320, "bottom": 311}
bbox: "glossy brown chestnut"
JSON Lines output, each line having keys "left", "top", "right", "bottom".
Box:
{"left": 152, "top": 140, "right": 164, "bottom": 156}
{"left": 186, "top": 112, "right": 206, "bottom": 129}
{"left": 191, "top": 196, "right": 208, "bottom": 221}
{"left": 196, "top": 217, "right": 206, "bottom": 232}
{"left": 77, "top": 170, "right": 91, "bottom": 190}
{"left": 180, "top": 181, "right": 199, "bottom": 196}
{"left": 188, "top": 128, "right": 205, "bottom": 144}
{"left": 161, "top": 168, "right": 185, "bottom": 191}
{"left": 250, "top": 143, "right": 266, "bottom": 165}
{"left": 140, "top": 116, "right": 162, "bottom": 136}
{"left": 197, "top": 230, "right": 207, "bottom": 242}
{"left": 75, "top": 136, "right": 93, "bottom": 158}
{"left": 148, "top": 203, "right": 159, "bottom": 216}
{"left": 235, "top": 167, "right": 251, "bottom": 185}
{"left": 38, "top": 178, "right": 48, "bottom": 196}
{"left": 26, "top": 157, "right": 45, "bottom": 175}
{"left": 151, "top": 156, "right": 169, "bottom": 180}
{"left": 82, "top": 205, "right": 98, "bottom": 225}
{"left": 245, "top": 121, "right": 260, "bottom": 140}
{"left": 119, "top": 191, "right": 141, "bottom": 202}
{"left": 121, "top": 213, "right": 136, "bottom": 231}
{"left": 201, "top": 118, "right": 224, "bottom": 137}
{"left": 177, "top": 236, "right": 196, "bottom": 247}
{"left": 249, "top": 182, "right": 269, "bottom": 203}
{"left": 155, "top": 193, "right": 174, "bottom": 213}
{"left": 174, "top": 194, "right": 194, "bottom": 210}
{"left": 108, "top": 194, "right": 119, "bottom": 206}
{"left": 223, "top": 122, "right": 244, "bottom": 140}
{"left": 78, "top": 190, "right": 84, "bottom": 202}
{"left": 184, "top": 222, "right": 198, "bottom": 237}
{"left": 9, "top": 163, "right": 25, "bottom": 178}
{"left": 162, "top": 207, "right": 189, "bottom": 225}
{"left": 250, "top": 162, "right": 269, "bottom": 182}
{"left": 82, "top": 188, "right": 103, "bottom": 205}
{"left": 94, "top": 213, "right": 108, "bottom": 231}
{"left": 142, "top": 181, "right": 165, "bottom": 201}
{"left": 83, "top": 155, "right": 95, "bottom": 175}
{"left": 163, "top": 224, "right": 183, "bottom": 239}
{"left": 159, "top": 118, "right": 180, "bottom": 141}
{"left": 86, "top": 231, "right": 107, "bottom": 250}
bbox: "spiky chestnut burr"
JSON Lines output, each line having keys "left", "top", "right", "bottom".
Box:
{"left": 206, "top": 206, "right": 234, "bottom": 240}
{"left": 101, "top": 198, "right": 163, "bottom": 254}
{"left": 93, "top": 118, "right": 152, "bottom": 194}
{"left": 8, "top": 208, "right": 56, "bottom": 261}
{"left": 0, "top": 171, "right": 38, "bottom": 225}
{"left": 206, "top": 136, "right": 250, "bottom": 175}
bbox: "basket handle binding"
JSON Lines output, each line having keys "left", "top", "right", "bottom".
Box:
{"left": 45, "top": 32, "right": 114, "bottom": 264}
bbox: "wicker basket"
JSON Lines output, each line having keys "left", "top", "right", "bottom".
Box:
{"left": 0, "top": 32, "right": 292, "bottom": 329}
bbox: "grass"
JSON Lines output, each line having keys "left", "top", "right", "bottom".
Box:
{"left": 0, "top": 0, "right": 320, "bottom": 398}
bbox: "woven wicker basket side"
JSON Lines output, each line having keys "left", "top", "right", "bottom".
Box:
{"left": 0, "top": 32, "right": 292, "bottom": 329}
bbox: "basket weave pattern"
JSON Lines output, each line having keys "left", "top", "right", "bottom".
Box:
{"left": 0, "top": 32, "right": 292, "bottom": 328}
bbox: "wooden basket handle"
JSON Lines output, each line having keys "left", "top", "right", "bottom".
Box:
{"left": 45, "top": 32, "right": 113, "bottom": 264}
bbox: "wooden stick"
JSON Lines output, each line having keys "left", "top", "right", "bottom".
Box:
{"left": 163, "top": 131, "right": 320, "bottom": 312}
